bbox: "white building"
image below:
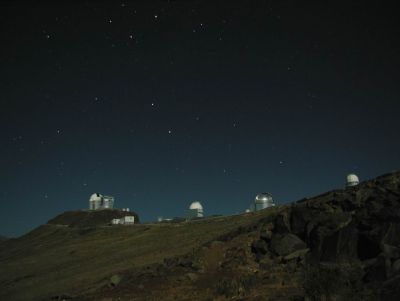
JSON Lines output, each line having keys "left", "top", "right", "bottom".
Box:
{"left": 254, "top": 193, "right": 275, "bottom": 211}
{"left": 121, "top": 216, "right": 135, "bottom": 224}
{"left": 111, "top": 218, "right": 121, "bottom": 225}
{"left": 346, "top": 174, "right": 360, "bottom": 187}
{"left": 89, "top": 193, "right": 115, "bottom": 210}
{"left": 111, "top": 216, "right": 135, "bottom": 225}
{"left": 187, "top": 201, "right": 204, "bottom": 218}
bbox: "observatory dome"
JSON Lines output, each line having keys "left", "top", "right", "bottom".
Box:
{"left": 346, "top": 174, "right": 360, "bottom": 187}
{"left": 89, "top": 193, "right": 103, "bottom": 202}
{"left": 255, "top": 193, "right": 273, "bottom": 204}
{"left": 189, "top": 201, "right": 203, "bottom": 210}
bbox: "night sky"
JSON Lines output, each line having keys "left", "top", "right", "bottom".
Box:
{"left": 1, "top": 1, "right": 399, "bottom": 237}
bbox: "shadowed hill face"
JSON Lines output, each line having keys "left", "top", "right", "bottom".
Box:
{"left": 47, "top": 209, "right": 140, "bottom": 227}
{"left": 0, "top": 171, "right": 400, "bottom": 301}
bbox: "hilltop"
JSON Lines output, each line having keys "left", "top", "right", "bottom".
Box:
{"left": 47, "top": 209, "right": 140, "bottom": 227}
{"left": 0, "top": 171, "right": 400, "bottom": 300}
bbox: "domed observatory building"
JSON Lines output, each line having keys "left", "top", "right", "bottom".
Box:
{"left": 89, "top": 193, "right": 115, "bottom": 210}
{"left": 187, "top": 201, "right": 204, "bottom": 219}
{"left": 346, "top": 174, "right": 360, "bottom": 187}
{"left": 254, "top": 193, "right": 275, "bottom": 211}
{"left": 89, "top": 193, "right": 102, "bottom": 210}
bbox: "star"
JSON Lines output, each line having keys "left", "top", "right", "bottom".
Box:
{"left": 168, "top": 130, "right": 172, "bottom": 134}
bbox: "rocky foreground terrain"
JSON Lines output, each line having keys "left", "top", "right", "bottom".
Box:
{"left": 1, "top": 171, "right": 400, "bottom": 301}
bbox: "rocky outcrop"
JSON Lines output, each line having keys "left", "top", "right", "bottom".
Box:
{"left": 249, "top": 171, "right": 400, "bottom": 300}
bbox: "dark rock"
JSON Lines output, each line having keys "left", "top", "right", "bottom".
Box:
{"left": 251, "top": 239, "right": 269, "bottom": 260}
{"left": 363, "top": 255, "right": 390, "bottom": 282}
{"left": 319, "top": 222, "right": 358, "bottom": 261}
{"left": 307, "top": 212, "right": 358, "bottom": 261}
{"left": 290, "top": 206, "right": 315, "bottom": 240}
{"left": 383, "top": 223, "right": 400, "bottom": 247}
{"left": 260, "top": 222, "right": 274, "bottom": 242}
{"left": 381, "top": 274, "right": 400, "bottom": 299}
{"left": 358, "top": 232, "right": 381, "bottom": 260}
{"left": 392, "top": 259, "right": 400, "bottom": 274}
{"left": 274, "top": 211, "right": 291, "bottom": 234}
{"left": 260, "top": 229, "right": 273, "bottom": 242}
{"left": 178, "top": 256, "right": 193, "bottom": 268}
{"left": 270, "top": 234, "right": 307, "bottom": 257}
{"left": 382, "top": 244, "right": 400, "bottom": 259}
{"left": 284, "top": 248, "right": 310, "bottom": 261}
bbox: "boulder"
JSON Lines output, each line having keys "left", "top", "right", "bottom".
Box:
{"left": 382, "top": 244, "right": 400, "bottom": 259}
{"left": 284, "top": 248, "right": 310, "bottom": 261}
{"left": 251, "top": 239, "right": 269, "bottom": 260}
{"left": 363, "top": 255, "right": 390, "bottom": 282}
{"left": 270, "top": 234, "right": 307, "bottom": 257}
{"left": 392, "top": 259, "right": 400, "bottom": 273}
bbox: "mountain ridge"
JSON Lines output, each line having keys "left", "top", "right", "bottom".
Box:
{"left": 1, "top": 171, "right": 399, "bottom": 300}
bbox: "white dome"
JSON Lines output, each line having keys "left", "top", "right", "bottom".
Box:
{"left": 89, "top": 193, "right": 103, "bottom": 202}
{"left": 255, "top": 193, "right": 273, "bottom": 204}
{"left": 346, "top": 174, "right": 359, "bottom": 186}
{"left": 189, "top": 201, "right": 203, "bottom": 210}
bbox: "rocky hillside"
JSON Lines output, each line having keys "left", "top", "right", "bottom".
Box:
{"left": 1, "top": 171, "right": 399, "bottom": 301}
{"left": 47, "top": 209, "right": 140, "bottom": 227}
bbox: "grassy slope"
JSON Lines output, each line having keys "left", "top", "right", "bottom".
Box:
{"left": 0, "top": 209, "right": 278, "bottom": 301}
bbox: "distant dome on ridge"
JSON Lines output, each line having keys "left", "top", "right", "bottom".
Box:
{"left": 254, "top": 193, "right": 275, "bottom": 210}
{"left": 255, "top": 193, "right": 273, "bottom": 204}
{"left": 89, "top": 193, "right": 103, "bottom": 202}
{"left": 189, "top": 201, "right": 203, "bottom": 210}
{"left": 346, "top": 174, "right": 360, "bottom": 187}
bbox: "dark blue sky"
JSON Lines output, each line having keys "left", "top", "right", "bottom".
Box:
{"left": 1, "top": 1, "right": 399, "bottom": 237}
